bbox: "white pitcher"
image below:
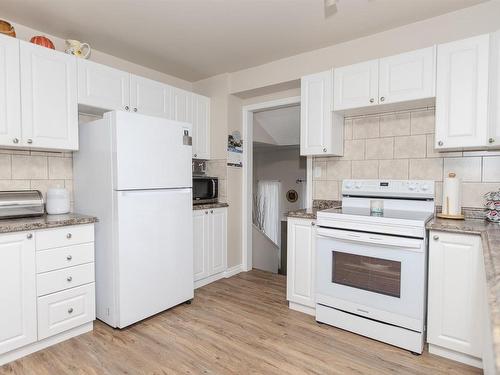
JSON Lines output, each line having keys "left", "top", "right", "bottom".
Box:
{"left": 65, "top": 39, "right": 91, "bottom": 59}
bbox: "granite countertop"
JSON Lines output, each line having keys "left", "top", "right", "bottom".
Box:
{"left": 193, "top": 202, "right": 229, "bottom": 210}
{"left": 427, "top": 217, "right": 500, "bottom": 372}
{"left": 0, "top": 213, "right": 98, "bottom": 234}
{"left": 286, "top": 206, "right": 341, "bottom": 220}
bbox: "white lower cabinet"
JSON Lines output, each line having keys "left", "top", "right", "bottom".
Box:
{"left": 428, "top": 230, "right": 487, "bottom": 369}
{"left": 0, "top": 224, "right": 95, "bottom": 366}
{"left": 286, "top": 218, "right": 316, "bottom": 315}
{"left": 193, "top": 207, "right": 227, "bottom": 287}
{"left": 0, "top": 232, "right": 37, "bottom": 355}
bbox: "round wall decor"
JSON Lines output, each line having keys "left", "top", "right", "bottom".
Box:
{"left": 286, "top": 189, "right": 298, "bottom": 203}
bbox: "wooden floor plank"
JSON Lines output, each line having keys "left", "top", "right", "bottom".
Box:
{"left": 1, "top": 269, "right": 481, "bottom": 374}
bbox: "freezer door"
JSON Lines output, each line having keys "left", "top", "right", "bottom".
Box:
{"left": 115, "top": 188, "right": 193, "bottom": 328}
{"left": 111, "top": 111, "right": 192, "bottom": 190}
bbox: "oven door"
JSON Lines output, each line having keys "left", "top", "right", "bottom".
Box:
{"left": 315, "top": 227, "right": 426, "bottom": 332}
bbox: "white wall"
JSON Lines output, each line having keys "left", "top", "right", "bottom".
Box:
{"left": 228, "top": 1, "right": 500, "bottom": 95}
{"left": 253, "top": 147, "right": 306, "bottom": 219}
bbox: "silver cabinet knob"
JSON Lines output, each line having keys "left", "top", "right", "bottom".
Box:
{"left": 437, "top": 141, "right": 444, "bottom": 146}
{"left": 68, "top": 307, "right": 74, "bottom": 314}
{"left": 12, "top": 138, "right": 19, "bottom": 144}
{"left": 194, "top": 154, "right": 197, "bottom": 158}
{"left": 489, "top": 138, "right": 495, "bottom": 144}
{"left": 27, "top": 139, "right": 33, "bottom": 144}
{"left": 133, "top": 108, "right": 138, "bottom": 112}
{"left": 66, "top": 233, "right": 72, "bottom": 239}
{"left": 205, "top": 211, "right": 208, "bottom": 214}
{"left": 124, "top": 105, "right": 130, "bottom": 111}
{"left": 66, "top": 255, "right": 72, "bottom": 261}
{"left": 311, "top": 222, "right": 315, "bottom": 226}
{"left": 369, "top": 98, "right": 375, "bottom": 103}
{"left": 210, "top": 210, "right": 214, "bottom": 214}
{"left": 26, "top": 233, "right": 33, "bottom": 239}
{"left": 67, "top": 276, "right": 73, "bottom": 282}
{"left": 323, "top": 148, "right": 327, "bottom": 153}
{"left": 380, "top": 97, "right": 385, "bottom": 102}
{"left": 433, "top": 235, "right": 439, "bottom": 241}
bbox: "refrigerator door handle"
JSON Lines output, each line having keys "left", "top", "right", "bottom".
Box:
{"left": 117, "top": 188, "right": 192, "bottom": 196}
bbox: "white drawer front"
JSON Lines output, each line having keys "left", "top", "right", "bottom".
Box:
{"left": 37, "top": 283, "right": 95, "bottom": 340}
{"left": 36, "top": 224, "right": 94, "bottom": 251}
{"left": 37, "top": 243, "right": 95, "bottom": 273}
{"left": 37, "top": 263, "right": 95, "bottom": 296}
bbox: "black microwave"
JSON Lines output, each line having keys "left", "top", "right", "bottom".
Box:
{"left": 193, "top": 176, "right": 218, "bottom": 204}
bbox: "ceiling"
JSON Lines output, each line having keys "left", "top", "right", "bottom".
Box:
{"left": 253, "top": 105, "right": 300, "bottom": 146}
{"left": 0, "top": 0, "right": 488, "bottom": 81}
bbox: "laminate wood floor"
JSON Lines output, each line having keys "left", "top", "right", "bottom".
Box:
{"left": 1, "top": 270, "right": 481, "bottom": 374}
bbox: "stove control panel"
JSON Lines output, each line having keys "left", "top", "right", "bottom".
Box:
{"left": 342, "top": 179, "right": 435, "bottom": 199}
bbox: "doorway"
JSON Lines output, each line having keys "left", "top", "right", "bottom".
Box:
{"left": 242, "top": 96, "right": 312, "bottom": 273}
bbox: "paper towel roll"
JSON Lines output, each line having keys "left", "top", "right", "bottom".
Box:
{"left": 442, "top": 172, "right": 461, "bottom": 216}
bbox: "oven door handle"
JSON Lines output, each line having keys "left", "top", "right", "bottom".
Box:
{"left": 316, "top": 227, "right": 422, "bottom": 250}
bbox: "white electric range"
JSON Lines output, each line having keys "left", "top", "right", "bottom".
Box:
{"left": 315, "top": 179, "right": 435, "bottom": 354}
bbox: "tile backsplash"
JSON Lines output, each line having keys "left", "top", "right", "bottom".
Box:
{"left": 0, "top": 148, "right": 73, "bottom": 204}
{"left": 313, "top": 107, "right": 500, "bottom": 208}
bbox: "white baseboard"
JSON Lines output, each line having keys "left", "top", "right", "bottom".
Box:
{"left": 429, "top": 344, "right": 483, "bottom": 369}
{"left": 224, "top": 264, "right": 244, "bottom": 278}
{"left": 289, "top": 302, "right": 315, "bottom": 316}
{"left": 0, "top": 322, "right": 93, "bottom": 366}
{"left": 194, "top": 265, "right": 245, "bottom": 289}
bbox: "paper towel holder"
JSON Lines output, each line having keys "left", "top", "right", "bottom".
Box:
{"left": 437, "top": 172, "right": 465, "bottom": 220}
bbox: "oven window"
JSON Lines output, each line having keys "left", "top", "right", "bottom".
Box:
{"left": 332, "top": 252, "right": 401, "bottom": 298}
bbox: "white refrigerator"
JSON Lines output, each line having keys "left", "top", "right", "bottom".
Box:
{"left": 74, "top": 111, "right": 194, "bottom": 328}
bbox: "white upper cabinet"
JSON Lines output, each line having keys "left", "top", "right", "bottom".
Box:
{"left": 333, "top": 60, "right": 379, "bottom": 111}
{"left": 300, "top": 70, "right": 343, "bottom": 156}
{"left": 435, "top": 34, "right": 490, "bottom": 150}
{"left": 172, "top": 87, "right": 192, "bottom": 123}
{"left": 0, "top": 232, "right": 37, "bottom": 355}
{"left": 130, "top": 75, "right": 172, "bottom": 118}
{"left": 0, "top": 34, "right": 21, "bottom": 148}
{"left": 489, "top": 30, "right": 500, "bottom": 148}
{"left": 78, "top": 59, "right": 130, "bottom": 112}
{"left": 20, "top": 41, "right": 78, "bottom": 151}
{"left": 192, "top": 94, "right": 210, "bottom": 159}
{"left": 378, "top": 46, "right": 436, "bottom": 104}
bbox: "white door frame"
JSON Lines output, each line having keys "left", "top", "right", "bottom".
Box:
{"left": 241, "top": 96, "right": 312, "bottom": 271}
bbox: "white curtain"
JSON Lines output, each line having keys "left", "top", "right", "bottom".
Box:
{"left": 257, "top": 180, "right": 280, "bottom": 245}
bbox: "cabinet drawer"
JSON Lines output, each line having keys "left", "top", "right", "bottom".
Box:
{"left": 37, "top": 263, "right": 95, "bottom": 296}
{"left": 37, "top": 283, "right": 95, "bottom": 340}
{"left": 36, "top": 224, "right": 94, "bottom": 250}
{"left": 36, "top": 243, "right": 95, "bottom": 273}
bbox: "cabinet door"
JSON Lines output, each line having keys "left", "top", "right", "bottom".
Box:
{"left": 286, "top": 218, "right": 315, "bottom": 308}
{"left": 20, "top": 41, "right": 78, "bottom": 150}
{"left": 192, "top": 94, "right": 210, "bottom": 159}
{"left": 130, "top": 75, "right": 172, "bottom": 118}
{"left": 0, "top": 232, "right": 36, "bottom": 355}
{"left": 489, "top": 30, "right": 500, "bottom": 148}
{"left": 78, "top": 59, "right": 130, "bottom": 112}
{"left": 0, "top": 34, "right": 21, "bottom": 148}
{"left": 435, "top": 34, "right": 489, "bottom": 150}
{"left": 300, "top": 70, "right": 333, "bottom": 155}
{"left": 210, "top": 208, "right": 227, "bottom": 275}
{"left": 193, "top": 210, "right": 210, "bottom": 281}
{"left": 172, "top": 87, "right": 192, "bottom": 123}
{"left": 427, "top": 231, "right": 484, "bottom": 358}
{"left": 333, "top": 60, "right": 379, "bottom": 111}
{"left": 379, "top": 46, "right": 436, "bottom": 104}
